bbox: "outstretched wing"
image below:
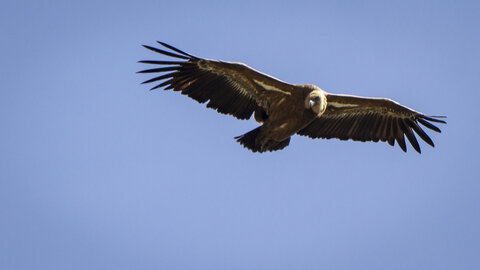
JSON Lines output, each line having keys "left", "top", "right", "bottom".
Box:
{"left": 297, "top": 94, "right": 446, "bottom": 153}
{"left": 138, "top": 41, "right": 295, "bottom": 120}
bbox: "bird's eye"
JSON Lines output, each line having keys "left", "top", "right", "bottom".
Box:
{"left": 311, "top": 96, "right": 320, "bottom": 102}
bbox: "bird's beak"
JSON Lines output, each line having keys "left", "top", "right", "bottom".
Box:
{"left": 309, "top": 100, "right": 316, "bottom": 108}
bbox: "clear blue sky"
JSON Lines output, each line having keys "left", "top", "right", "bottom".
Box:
{"left": 1, "top": 0, "right": 479, "bottom": 269}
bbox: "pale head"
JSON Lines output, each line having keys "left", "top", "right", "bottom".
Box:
{"left": 305, "top": 89, "right": 327, "bottom": 117}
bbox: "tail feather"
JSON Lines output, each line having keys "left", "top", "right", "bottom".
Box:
{"left": 235, "top": 127, "right": 290, "bottom": 153}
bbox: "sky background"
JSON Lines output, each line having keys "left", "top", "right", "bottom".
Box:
{"left": 1, "top": 0, "right": 479, "bottom": 269}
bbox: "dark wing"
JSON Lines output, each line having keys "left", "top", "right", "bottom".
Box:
{"left": 138, "top": 41, "right": 295, "bottom": 120}
{"left": 297, "top": 94, "right": 446, "bottom": 153}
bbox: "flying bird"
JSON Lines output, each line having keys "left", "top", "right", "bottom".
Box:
{"left": 138, "top": 42, "right": 446, "bottom": 153}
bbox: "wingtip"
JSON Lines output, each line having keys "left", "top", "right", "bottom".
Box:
{"left": 156, "top": 40, "right": 167, "bottom": 46}
{"left": 422, "top": 115, "right": 447, "bottom": 124}
{"left": 154, "top": 41, "right": 198, "bottom": 59}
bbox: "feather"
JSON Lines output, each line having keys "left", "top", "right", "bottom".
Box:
{"left": 422, "top": 115, "right": 447, "bottom": 123}
{"left": 138, "top": 60, "right": 185, "bottom": 65}
{"left": 142, "top": 45, "right": 190, "bottom": 60}
{"left": 417, "top": 118, "right": 441, "bottom": 133}
{"left": 394, "top": 118, "right": 407, "bottom": 152}
{"left": 401, "top": 119, "right": 421, "bottom": 153}
{"left": 408, "top": 119, "right": 434, "bottom": 147}
{"left": 156, "top": 41, "right": 198, "bottom": 59}
{"left": 137, "top": 66, "right": 180, "bottom": 73}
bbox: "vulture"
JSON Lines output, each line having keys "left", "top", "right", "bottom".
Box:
{"left": 138, "top": 41, "right": 446, "bottom": 153}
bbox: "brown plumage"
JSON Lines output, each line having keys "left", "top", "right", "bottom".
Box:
{"left": 139, "top": 42, "right": 446, "bottom": 153}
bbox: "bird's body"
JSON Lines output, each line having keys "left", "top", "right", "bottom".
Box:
{"left": 237, "top": 84, "right": 323, "bottom": 152}
{"left": 139, "top": 42, "right": 445, "bottom": 153}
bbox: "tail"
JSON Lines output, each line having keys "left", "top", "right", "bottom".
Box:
{"left": 235, "top": 127, "right": 291, "bottom": 153}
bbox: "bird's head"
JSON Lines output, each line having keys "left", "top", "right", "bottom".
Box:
{"left": 305, "top": 89, "right": 327, "bottom": 117}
